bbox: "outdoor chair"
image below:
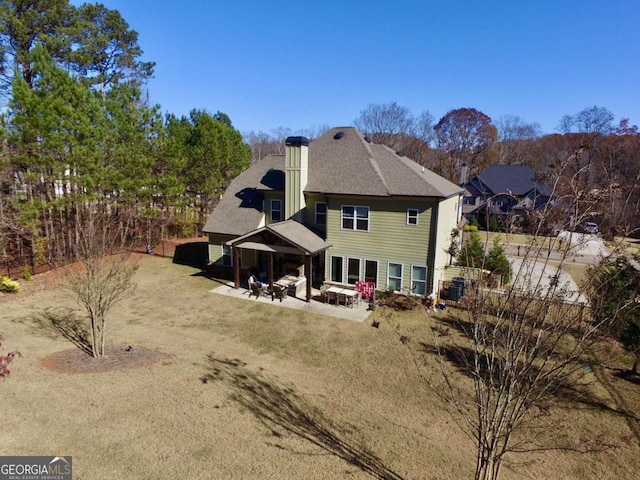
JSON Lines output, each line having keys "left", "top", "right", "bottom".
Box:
{"left": 272, "top": 284, "right": 288, "bottom": 302}
{"left": 250, "top": 282, "right": 267, "bottom": 299}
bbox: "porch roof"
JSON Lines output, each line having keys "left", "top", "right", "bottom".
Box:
{"left": 228, "top": 219, "right": 331, "bottom": 256}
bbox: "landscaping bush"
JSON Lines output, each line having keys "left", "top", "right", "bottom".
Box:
{"left": 0, "top": 276, "right": 20, "bottom": 293}
{"left": 376, "top": 288, "right": 421, "bottom": 311}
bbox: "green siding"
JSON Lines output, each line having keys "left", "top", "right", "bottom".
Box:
{"left": 324, "top": 195, "right": 438, "bottom": 292}
{"left": 207, "top": 233, "right": 255, "bottom": 268}
{"left": 208, "top": 233, "right": 235, "bottom": 265}
{"left": 263, "top": 192, "right": 284, "bottom": 224}
{"left": 303, "top": 193, "right": 328, "bottom": 237}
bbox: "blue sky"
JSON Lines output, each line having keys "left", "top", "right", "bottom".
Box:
{"left": 96, "top": 0, "right": 639, "bottom": 135}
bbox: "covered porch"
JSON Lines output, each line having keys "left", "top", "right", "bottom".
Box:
{"left": 228, "top": 220, "right": 331, "bottom": 302}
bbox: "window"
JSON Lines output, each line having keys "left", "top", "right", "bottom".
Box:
{"left": 221, "top": 244, "right": 241, "bottom": 267}
{"left": 406, "top": 208, "right": 419, "bottom": 225}
{"left": 411, "top": 265, "right": 427, "bottom": 295}
{"left": 387, "top": 262, "right": 403, "bottom": 292}
{"left": 341, "top": 205, "right": 369, "bottom": 231}
{"left": 347, "top": 258, "right": 360, "bottom": 285}
{"left": 271, "top": 199, "right": 282, "bottom": 222}
{"left": 315, "top": 202, "right": 327, "bottom": 225}
{"left": 463, "top": 196, "right": 475, "bottom": 205}
{"left": 364, "top": 260, "right": 378, "bottom": 285}
{"left": 331, "top": 256, "right": 344, "bottom": 283}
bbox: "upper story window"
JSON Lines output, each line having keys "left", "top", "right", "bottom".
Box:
{"left": 315, "top": 202, "right": 327, "bottom": 225}
{"left": 463, "top": 196, "right": 475, "bottom": 205}
{"left": 341, "top": 205, "right": 369, "bottom": 231}
{"left": 406, "top": 208, "right": 419, "bottom": 225}
{"left": 271, "top": 199, "right": 282, "bottom": 222}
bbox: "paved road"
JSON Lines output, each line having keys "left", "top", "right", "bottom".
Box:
{"left": 505, "top": 231, "right": 609, "bottom": 266}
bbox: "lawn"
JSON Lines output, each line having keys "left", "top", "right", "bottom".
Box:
{"left": 1, "top": 255, "right": 639, "bottom": 479}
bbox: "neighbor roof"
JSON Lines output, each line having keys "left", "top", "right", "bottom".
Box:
{"left": 474, "top": 165, "right": 552, "bottom": 197}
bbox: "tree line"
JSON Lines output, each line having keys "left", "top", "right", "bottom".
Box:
{"left": 0, "top": 0, "right": 251, "bottom": 268}
{"left": 246, "top": 102, "right": 640, "bottom": 238}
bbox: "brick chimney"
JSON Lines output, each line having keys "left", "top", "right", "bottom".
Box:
{"left": 284, "top": 136, "right": 309, "bottom": 221}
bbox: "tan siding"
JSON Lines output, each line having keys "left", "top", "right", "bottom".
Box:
{"left": 433, "top": 195, "right": 462, "bottom": 291}
{"left": 325, "top": 195, "right": 438, "bottom": 290}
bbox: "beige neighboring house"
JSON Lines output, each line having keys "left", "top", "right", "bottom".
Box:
{"left": 203, "top": 126, "right": 463, "bottom": 301}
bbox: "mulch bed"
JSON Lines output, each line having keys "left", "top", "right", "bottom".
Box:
{"left": 41, "top": 344, "right": 172, "bottom": 374}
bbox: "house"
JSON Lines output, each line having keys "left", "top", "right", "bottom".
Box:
{"left": 462, "top": 165, "right": 552, "bottom": 229}
{"left": 203, "top": 127, "right": 464, "bottom": 301}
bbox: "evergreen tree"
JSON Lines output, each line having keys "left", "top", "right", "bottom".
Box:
{"left": 458, "top": 230, "right": 485, "bottom": 268}
{"left": 485, "top": 236, "right": 512, "bottom": 285}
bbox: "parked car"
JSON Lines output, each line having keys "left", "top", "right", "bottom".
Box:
{"left": 583, "top": 222, "right": 598, "bottom": 234}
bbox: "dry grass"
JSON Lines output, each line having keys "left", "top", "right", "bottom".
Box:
{"left": 1, "top": 256, "right": 640, "bottom": 479}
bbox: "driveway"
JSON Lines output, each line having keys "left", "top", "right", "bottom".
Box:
{"left": 557, "top": 231, "right": 609, "bottom": 260}
{"left": 509, "top": 257, "right": 588, "bottom": 304}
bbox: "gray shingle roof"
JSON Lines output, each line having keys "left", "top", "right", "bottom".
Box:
{"left": 230, "top": 220, "right": 331, "bottom": 255}
{"left": 305, "top": 127, "right": 462, "bottom": 197}
{"left": 202, "top": 155, "right": 283, "bottom": 236}
{"left": 475, "top": 165, "right": 552, "bottom": 197}
{"left": 204, "top": 126, "right": 463, "bottom": 235}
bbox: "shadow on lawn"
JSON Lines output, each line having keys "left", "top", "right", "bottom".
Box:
{"left": 34, "top": 307, "right": 93, "bottom": 355}
{"left": 200, "top": 354, "right": 404, "bottom": 480}
{"left": 418, "top": 315, "right": 640, "bottom": 431}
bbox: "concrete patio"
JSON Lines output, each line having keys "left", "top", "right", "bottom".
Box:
{"left": 210, "top": 282, "right": 373, "bottom": 322}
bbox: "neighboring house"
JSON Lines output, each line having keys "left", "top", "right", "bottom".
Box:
{"left": 203, "top": 127, "right": 463, "bottom": 301}
{"left": 462, "top": 165, "right": 552, "bottom": 228}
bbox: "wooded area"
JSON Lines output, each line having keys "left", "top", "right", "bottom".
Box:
{"left": 2, "top": 1, "right": 639, "bottom": 276}
{"left": 0, "top": 0, "right": 251, "bottom": 272}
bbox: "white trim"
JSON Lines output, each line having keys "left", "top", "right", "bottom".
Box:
{"left": 410, "top": 264, "right": 428, "bottom": 295}
{"left": 341, "top": 205, "right": 370, "bottom": 231}
{"left": 387, "top": 261, "right": 403, "bottom": 292}
{"left": 221, "top": 243, "right": 242, "bottom": 267}
{"left": 364, "top": 259, "right": 378, "bottom": 286}
{"left": 315, "top": 201, "right": 327, "bottom": 225}
{"left": 270, "top": 198, "right": 282, "bottom": 222}
{"left": 406, "top": 208, "right": 419, "bottom": 225}
{"left": 330, "top": 255, "right": 344, "bottom": 283}
{"left": 346, "top": 257, "right": 361, "bottom": 285}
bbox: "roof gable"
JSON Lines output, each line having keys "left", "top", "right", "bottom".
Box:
{"left": 204, "top": 126, "right": 463, "bottom": 235}
{"left": 474, "top": 165, "right": 549, "bottom": 196}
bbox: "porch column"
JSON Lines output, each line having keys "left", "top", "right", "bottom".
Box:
{"left": 268, "top": 252, "right": 274, "bottom": 290}
{"left": 233, "top": 246, "right": 240, "bottom": 289}
{"left": 304, "top": 255, "right": 312, "bottom": 302}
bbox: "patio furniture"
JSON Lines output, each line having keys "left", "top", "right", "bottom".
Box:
{"left": 272, "top": 284, "right": 288, "bottom": 302}
{"left": 325, "top": 285, "right": 359, "bottom": 308}
{"left": 250, "top": 282, "right": 267, "bottom": 299}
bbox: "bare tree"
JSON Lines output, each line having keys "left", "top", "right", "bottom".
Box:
{"left": 496, "top": 115, "right": 542, "bottom": 165}
{"left": 353, "top": 102, "right": 435, "bottom": 164}
{"left": 423, "top": 176, "right": 632, "bottom": 479}
{"left": 65, "top": 214, "right": 138, "bottom": 358}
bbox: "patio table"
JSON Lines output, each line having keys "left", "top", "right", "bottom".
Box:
{"left": 326, "top": 286, "right": 359, "bottom": 308}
